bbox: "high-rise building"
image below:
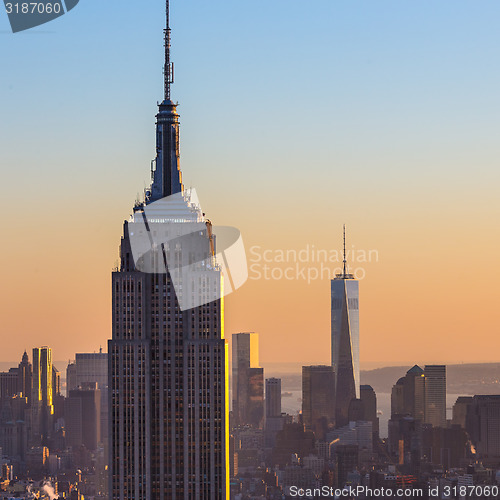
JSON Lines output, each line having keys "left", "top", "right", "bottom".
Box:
{"left": 31, "top": 347, "right": 54, "bottom": 445}
{"left": 52, "top": 366, "right": 61, "bottom": 397}
{"left": 108, "top": 2, "right": 228, "bottom": 498}
{"left": 65, "top": 382, "right": 101, "bottom": 451}
{"left": 466, "top": 395, "right": 500, "bottom": 458}
{"left": 331, "top": 226, "right": 359, "bottom": 427}
{"left": 302, "top": 365, "right": 336, "bottom": 440}
{"left": 390, "top": 365, "right": 425, "bottom": 422}
{"left": 405, "top": 365, "right": 425, "bottom": 421}
{"left": 360, "top": 385, "right": 379, "bottom": 437}
{"left": 265, "top": 378, "right": 283, "bottom": 448}
{"left": 68, "top": 351, "right": 108, "bottom": 391}
{"left": 0, "top": 369, "right": 19, "bottom": 400}
{"left": 17, "top": 351, "right": 32, "bottom": 402}
{"left": 246, "top": 367, "right": 264, "bottom": 428}
{"left": 66, "top": 361, "right": 77, "bottom": 396}
{"left": 424, "top": 365, "right": 446, "bottom": 428}
{"left": 265, "top": 378, "right": 281, "bottom": 418}
{"left": 232, "top": 332, "right": 261, "bottom": 427}
{"left": 452, "top": 396, "right": 473, "bottom": 429}
{"left": 67, "top": 350, "right": 109, "bottom": 446}
{"left": 335, "top": 444, "right": 359, "bottom": 488}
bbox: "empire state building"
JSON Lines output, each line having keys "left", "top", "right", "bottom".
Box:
{"left": 108, "top": 2, "right": 229, "bottom": 498}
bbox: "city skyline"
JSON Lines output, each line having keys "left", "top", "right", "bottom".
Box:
{"left": 2, "top": 0, "right": 500, "bottom": 366}
{"left": 2, "top": 2, "right": 500, "bottom": 498}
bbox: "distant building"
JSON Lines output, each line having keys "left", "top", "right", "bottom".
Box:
{"left": 360, "top": 385, "right": 379, "bottom": 437}
{"left": 302, "top": 454, "right": 325, "bottom": 477}
{"left": 31, "top": 347, "right": 54, "bottom": 445}
{"left": 387, "top": 416, "right": 421, "bottom": 470}
{"left": 0, "top": 395, "right": 29, "bottom": 460}
{"left": 232, "top": 332, "right": 262, "bottom": 428}
{"left": 328, "top": 421, "right": 373, "bottom": 454}
{"left": 331, "top": 227, "right": 359, "bottom": 427}
{"left": 66, "top": 362, "right": 77, "bottom": 396}
{"left": 302, "top": 365, "right": 335, "bottom": 440}
{"left": 466, "top": 395, "right": 500, "bottom": 458}
{"left": 0, "top": 369, "right": 19, "bottom": 400}
{"left": 452, "top": 396, "right": 473, "bottom": 429}
{"left": 335, "top": 444, "right": 359, "bottom": 488}
{"left": 421, "top": 424, "right": 468, "bottom": 469}
{"left": 390, "top": 365, "right": 425, "bottom": 421}
{"left": 424, "top": 365, "right": 446, "bottom": 428}
{"left": 17, "top": 351, "right": 32, "bottom": 403}
{"left": 65, "top": 382, "right": 101, "bottom": 451}
{"left": 266, "top": 378, "right": 281, "bottom": 418}
{"left": 391, "top": 378, "right": 406, "bottom": 417}
{"left": 66, "top": 350, "right": 108, "bottom": 445}
{"left": 272, "top": 423, "right": 315, "bottom": 467}
{"left": 52, "top": 366, "right": 61, "bottom": 397}
{"left": 69, "top": 351, "right": 108, "bottom": 391}
{"left": 246, "top": 368, "right": 264, "bottom": 428}
{"left": 265, "top": 378, "right": 284, "bottom": 448}
{"left": 282, "top": 465, "right": 315, "bottom": 496}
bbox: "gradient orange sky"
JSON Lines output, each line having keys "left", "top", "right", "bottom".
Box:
{"left": 1, "top": 0, "right": 500, "bottom": 366}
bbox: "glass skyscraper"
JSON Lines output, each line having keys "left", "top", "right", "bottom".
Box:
{"left": 331, "top": 227, "right": 360, "bottom": 427}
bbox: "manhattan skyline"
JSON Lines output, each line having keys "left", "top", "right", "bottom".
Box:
{"left": 1, "top": 0, "right": 500, "bottom": 366}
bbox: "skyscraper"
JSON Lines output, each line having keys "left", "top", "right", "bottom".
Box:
{"left": 390, "top": 365, "right": 425, "bottom": 421}
{"left": 108, "top": 2, "right": 228, "bottom": 498}
{"left": 302, "top": 365, "right": 336, "bottom": 440}
{"left": 66, "top": 382, "right": 101, "bottom": 451}
{"left": 67, "top": 350, "right": 109, "bottom": 446}
{"left": 246, "top": 367, "right": 264, "bottom": 428}
{"left": 265, "top": 378, "right": 281, "bottom": 419}
{"left": 466, "top": 395, "right": 500, "bottom": 458}
{"left": 424, "top": 365, "right": 446, "bottom": 428}
{"left": 17, "top": 351, "right": 32, "bottom": 402}
{"left": 264, "top": 377, "right": 283, "bottom": 448}
{"left": 31, "top": 347, "right": 54, "bottom": 445}
{"left": 360, "top": 385, "right": 379, "bottom": 437}
{"left": 232, "top": 332, "right": 261, "bottom": 427}
{"left": 331, "top": 226, "right": 359, "bottom": 427}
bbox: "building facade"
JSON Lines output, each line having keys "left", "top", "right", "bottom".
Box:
{"left": 232, "top": 332, "right": 261, "bottom": 428}
{"left": 424, "top": 365, "right": 446, "bottom": 428}
{"left": 302, "top": 365, "right": 336, "bottom": 440}
{"left": 466, "top": 395, "right": 500, "bottom": 458}
{"left": 31, "top": 347, "right": 54, "bottom": 445}
{"left": 67, "top": 350, "right": 109, "bottom": 446}
{"left": 265, "top": 378, "right": 281, "bottom": 419}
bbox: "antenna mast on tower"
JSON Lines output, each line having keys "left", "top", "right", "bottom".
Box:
{"left": 343, "top": 224, "right": 347, "bottom": 277}
{"left": 164, "top": 0, "right": 174, "bottom": 100}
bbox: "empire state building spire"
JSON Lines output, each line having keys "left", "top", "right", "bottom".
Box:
{"left": 164, "top": 0, "right": 173, "bottom": 101}
{"left": 148, "top": 0, "right": 183, "bottom": 202}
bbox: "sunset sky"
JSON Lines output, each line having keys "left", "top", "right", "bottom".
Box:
{"left": 1, "top": 0, "right": 500, "bottom": 366}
